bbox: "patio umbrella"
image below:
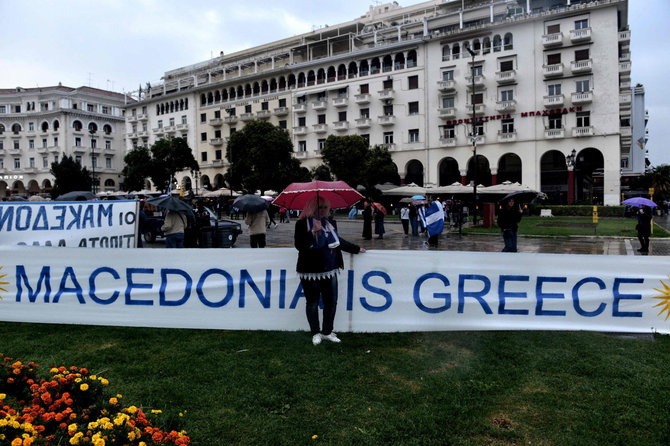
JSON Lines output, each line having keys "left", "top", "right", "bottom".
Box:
{"left": 273, "top": 180, "right": 363, "bottom": 210}
{"left": 372, "top": 202, "right": 387, "bottom": 215}
{"left": 146, "top": 195, "right": 194, "bottom": 215}
{"left": 56, "top": 191, "right": 97, "bottom": 201}
{"left": 622, "top": 197, "right": 658, "bottom": 208}
{"left": 233, "top": 194, "right": 269, "bottom": 213}
{"left": 501, "top": 190, "right": 543, "bottom": 203}
{"left": 411, "top": 195, "right": 425, "bottom": 200}
{"left": 382, "top": 183, "right": 427, "bottom": 196}
{"left": 399, "top": 197, "right": 414, "bottom": 204}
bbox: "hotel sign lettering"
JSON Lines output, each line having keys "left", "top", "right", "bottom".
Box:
{"left": 444, "top": 106, "right": 583, "bottom": 126}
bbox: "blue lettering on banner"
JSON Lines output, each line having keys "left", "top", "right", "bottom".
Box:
{"left": 612, "top": 277, "right": 644, "bottom": 317}
{"left": 125, "top": 268, "right": 154, "bottom": 306}
{"left": 67, "top": 205, "right": 83, "bottom": 230}
{"left": 347, "top": 270, "right": 355, "bottom": 311}
{"left": 572, "top": 277, "right": 606, "bottom": 317}
{"left": 413, "top": 272, "right": 451, "bottom": 314}
{"left": 16, "top": 206, "right": 31, "bottom": 231}
{"left": 53, "top": 266, "right": 85, "bottom": 304}
{"left": 53, "top": 206, "right": 66, "bottom": 230}
{"left": 160, "top": 268, "right": 192, "bottom": 306}
{"left": 16, "top": 265, "right": 52, "bottom": 303}
{"left": 498, "top": 275, "right": 530, "bottom": 315}
{"left": 82, "top": 205, "right": 95, "bottom": 228}
{"left": 196, "top": 268, "right": 234, "bottom": 308}
{"left": 89, "top": 267, "right": 120, "bottom": 305}
{"left": 98, "top": 204, "right": 113, "bottom": 227}
{"left": 0, "top": 206, "right": 13, "bottom": 230}
{"left": 360, "top": 271, "right": 392, "bottom": 312}
{"left": 239, "top": 269, "right": 271, "bottom": 308}
{"left": 279, "top": 269, "right": 287, "bottom": 309}
{"left": 32, "top": 206, "right": 49, "bottom": 230}
{"left": 535, "top": 276, "right": 567, "bottom": 316}
{"left": 458, "top": 274, "right": 493, "bottom": 314}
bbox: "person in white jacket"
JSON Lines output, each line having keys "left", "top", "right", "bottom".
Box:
{"left": 161, "top": 210, "right": 187, "bottom": 248}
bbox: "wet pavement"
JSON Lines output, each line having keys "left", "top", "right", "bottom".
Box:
{"left": 146, "top": 215, "right": 670, "bottom": 256}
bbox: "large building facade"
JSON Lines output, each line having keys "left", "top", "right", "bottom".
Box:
{"left": 0, "top": 85, "right": 128, "bottom": 197}
{"left": 125, "top": 0, "right": 639, "bottom": 205}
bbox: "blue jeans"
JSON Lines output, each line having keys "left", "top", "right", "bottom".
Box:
{"left": 301, "top": 275, "right": 338, "bottom": 336}
{"left": 410, "top": 218, "right": 419, "bottom": 236}
{"left": 165, "top": 232, "right": 184, "bottom": 248}
{"left": 502, "top": 230, "right": 517, "bottom": 252}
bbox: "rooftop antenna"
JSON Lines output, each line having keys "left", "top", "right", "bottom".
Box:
{"left": 87, "top": 72, "right": 94, "bottom": 87}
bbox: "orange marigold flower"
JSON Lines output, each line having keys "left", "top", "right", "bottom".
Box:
{"left": 7, "top": 378, "right": 15, "bottom": 384}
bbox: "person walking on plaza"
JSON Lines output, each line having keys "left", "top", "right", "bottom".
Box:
{"left": 636, "top": 205, "right": 652, "bottom": 253}
{"left": 497, "top": 197, "right": 523, "bottom": 252}
{"left": 374, "top": 205, "right": 385, "bottom": 239}
{"left": 400, "top": 204, "right": 410, "bottom": 235}
{"left": 267, "top": 205, "right": 278, "bottom": 228}
{"left": 295, "top": 197, "right": 365, "bottom": 346}
{"left": 161, "top": 210, "right": 187, "bottom": 248}
{"left": 362, "top": 201, "right": 373, "bottom": 240}
{"left": 409, "top": 203, "right": 419, "bottom": 236}
{"left": 245, "top": 209, "right": 271, "bottom": 248}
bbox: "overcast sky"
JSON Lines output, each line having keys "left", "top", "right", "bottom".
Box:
{"left": 1, "top": 0, "right": 667, "bottom": 165}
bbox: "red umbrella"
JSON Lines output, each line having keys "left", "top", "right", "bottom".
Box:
{"left": 372, "top": 202, "right": 387, "bottom": 215}
{"left": 273, "top": 180, "right": 363, "bottom": 210}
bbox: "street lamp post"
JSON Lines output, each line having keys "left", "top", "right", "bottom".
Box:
{"left": 466, "top": 47, "right": 478, "bottom": 225}
{"left": 89, "top": 129, "right": 96, "bottom": 194}
{"left": 566, "top": 149, "right": 577, "bottom": 204}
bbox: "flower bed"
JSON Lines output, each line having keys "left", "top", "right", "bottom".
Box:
{"left": 0, "top": 354, "right": 190, "bottom": 446}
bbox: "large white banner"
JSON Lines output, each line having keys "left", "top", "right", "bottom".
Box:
{"left": 0, "top": 201, "right": 139, "bottom": 248}
{"left": 1, "top": 247, "right": 669, "bottom": 334}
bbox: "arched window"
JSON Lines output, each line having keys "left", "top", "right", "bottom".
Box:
{"left": 287, "top": 74, "right": 295, "bottom": 89}
{"left": 463, "top": 41, "right": 471, "bottom": 54}
{"left": 12, "top": 123, "right": 22, "bottom": 133}
{"left": 504, "top": 33, "right": 513, "bottom": 50}
{"left": 0, "top": 124, "right": 5, "bottom": 134}
{"left": 337, "top": 64, "right": 347, "bottom": 80}
{"left": 160, "top": 104, "right": 165, "bottom": 114}
{"left": 370, "top": 58, "right": 381, "bottom": 74}
{"left": 180, "top": 99, "right": 185, "bottom": 110}
{"left": 269, "top": 78, "right": 277, "bottom": 92}
{"left": 237, "top": 86, "right": 243, "bottom": 97}
{"left": 170, "top": 102, "right": 175, "bottom": 113}
{"left": 104, "top": 179, "right": 115, "bottom": 187}
{"left": 184, "top": 98, "right": 188, "bottom": 110}
{"left": 41, "top": 121, "right": 49, "bottom": 132}
{"left": 493, "top": 35, "right": 502, "bottom": 52}
{"left": 327, "top": 66, "right": 336, "bottom": 82}
{"left": 88, "top": 122, "right": 98, "bottom": 133}
{"left": 307, "top": 70, "right": 315, "bottom": 86}
{"left": 407, "top": 50, "right": 417, "bottom": 68}
{"left": 298, "top": 72, "right": 306, "bottom": 87}
{"left": 442, "top": 45, "right": 450, "bottom": 61}
{"left": 252, "top": 82, "right": 260, "bottom": 96}
{"left": 348, "top": 62, "right": 358, "bottom": 78}
{"left": 483, "top": 37, "right": 491, "bottom": 54}
{"left": 278, "top": 76, "right": 286, "bottom": 90}
{"left": 214, "top": 91, "right": 221, "bottom": 102}
{"left": 244, "top": 84, "right": 252, "bottom": 97}
{"left": 221, "top": 90, "right": 228, "bottom": 101}
{"left": 360, "top": 60, "right": 369, "bottom": 76}
{"left": 207, "top": 92, "right": 213, "bottom": 104}
{"left": 452, "top": 43, "right": 460, "bottom": 60}
{"left": 200, "top": 94, "right": 206, "bottom": 106}
{"left": 156, "top": 104, "right": 160, "bottom": 115}
{"left": 103, "top": 124, "right": 112, "bottom": 135}
{"left": 382, "top": 55, "right": 393, "bottom": 72}
{"left": 53, "top": 120, "right": 60, "bottom": 131}
{"left": 261, "top": 80, "right": 269, "bottom": 93}
{"left": 317, "top": 68, "right": 326, "bottom": 84}
{"left": 473, "top": 39, "right": 481, "bottom": 54}
{"left": 71, "top": 121, "right": 81, "bottom": 132}
{"left": 394, "top": 53, "right": 405, "bottom": 70}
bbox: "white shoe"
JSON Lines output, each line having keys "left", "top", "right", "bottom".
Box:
{"left": 321, "top": 333, "right": 341, "bottom": 343}
{"left": 312, "top": 334, "right": 322, "bottom": 345}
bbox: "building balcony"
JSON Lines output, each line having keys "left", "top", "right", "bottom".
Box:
{"left": 49, "top": 145, "right": 60, "bottom": 153}
{"left": 544, "top": 128, "right": 565, "bottom": 139}
{"left": 620, "top": 107, "right": 631, "bottom": 118}
{"left": 572, "top": 126, "right": 594, "bottom": 137}
{"left": 127, "top": 115, "right": 138, "bottom": 123}
{"left": 224, "top": 116, "right": 238, "bottom": 124}
{"left": 153, "top": 127, "right": 165, "bottom": 135}
{"left": 497, "top": 131, "right": 517, "bottom": 143}
{"left": 23, "top": 167, "right": 37, "bottom": 174}
{"left": 619, "top": 61, "right": 631, "bottom": 75}
{"left": 544, "top": 94, "right": 565, "bottom": 108}
{"left": 355, "top": 118, "right": 371, "bottom": 129}
{"left": 210, "top": 138, "right": 223, "bottom": 146}
{"left": 619, "top": 52, "right": 631, "bottom": 63}
{"left": 332, "top": 97, "right": 348, "bottom": 108}
{"left": 354, "top": 94, "right": 371, "bottom": 104}
{"left": 495, "top": 100, "right": 516, "bottom": 113}
{"left": 378, "top": 89, "right": 395, "bottom": 100}
{"left": 495, "top": 71, "right": 516, "bottom": 84}
{"left": 619, "top": 30, "right": 631, "bottom": 42}
{"left": 293, "top": 126, "right": 307, "bottom": 136}
{"left": 542, "top": 32, "right": 563, "bottom": 47}
{"left": 380, "top": 143, "right": 397, "bottom": 152}
{"left": 620, "top": 80, "right": 631, "bottom": 90}
{"left": 137, "top": 131, "right": 148, "bottom": 138}
{"left": 620, "top": 126, "right": 632, "bottom": 138}
{"left": 465, "top": 103, "right": 486, "bottom": 116}
{"left": 313, "top": 123, "right": 328, "bottom": 133}
{"left": 619, "top": 93, "right": 632, "bottom": 108}
{"left": 256, "top": 110, "right": 272, "bottom": 120}
{"left": 294, "top": 151, "right": 308, "bottom": 159}
{"left": 72, "top": 145, "right": 87, "bottom": 154}
{"left": 464, "top": 75, "right": 485, "bottom": 89}
{"left": 570, "top": 27, "right": 592, "bottom": 43}
{"left": 137, "top": 114, "right": 148, "bottom": 121}
{"left": 543, "top": 63, "right": 564, "bottom": 78}
{"left": 240, "top": 112, "right": 254, "bottom": 121}
{"left": 293, "top": 103, "right": 307, "bottom": 114}
{"left": 176, "top": 123, "right": 188, "bottom": 131}
{"left": 378, "top": 115, "right": 396, "bottom": 126}
{"left": 571, "top": 91, "right": 593, "bottom": 105}
{"left": 209, "top": 118, "right": 223, "bottom": 127}
{"left": 439, "top": 137, "right": 456, "bottom": 147}
{"left": 165, "top": 126, "right": 177, "bottom": 134}
{"left": 332, "top": 121, "right": 349, "bottom": 131}
{"left": 36, "top": 146, "right": 48, "bottom": 153}
{"left": 438, "top": 107, "right": 456, "bottom": 119}
{"left": 274, "top": 107, "right": 289, "bottom": 116}
{"left": 312, "top": 100, "right": 327, "bottom": 111}
{"left": 571, "top": 59, "right": 592, "bottom": 74}
{"left": 437, "top": 80, "right": 456, "bottom": 92}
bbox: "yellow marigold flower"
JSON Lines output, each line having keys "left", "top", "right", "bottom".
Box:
{"left": 94, "top": 439, "right": 105, "bottom": 446}
{"left": 139, "top": 443, "right": 147, "bottom": 446}
{"left": 0, "top": 393, "right": 5, "bottom": 400}
{"left": 75, "top": 378, "right": 82, "bottom": 383}
{"left": 312, "top": 435, "right": 318, "bottom": 440}
{"left": 179, "top": 412, "right": 183, "bottom": 417}
{"left": 90, "top": 375, "right": 97, "bottom": 380}
{"left": 99, "top": 378, "right": 109, "bottom": 385}
{"left": 0, "top": 419, "right": 7, "bottom": 427}
{"left": 12, "top": 438, "right": 23, "bottom": 446}
{"left": 49, "top": 368, "right": 58, "bottom": 373}
{"left": 69, "top": 437, "right": 79, "bottom": 445}
{"left": 88, "top": 422, "right": 99, "bottom": 430}
{"left": 80, "top": 384, "right": 89, "bottom": 391}
{"left": 150, "top": 409, "right": 162, "bottom": 414}
{"left": 109, "top": 397, "right": 118, "bottom": 405}
{"left": 22, "top": 438, "right": 34, "bottom": 446}
{"left": 0, "top": 435, "right": 5, "bottom": 441}
{"left": 128, "top": 431, "right": 136, "bottom": 441}
{"left": 68, "top": 423, "right": 78, "bottom": 433}
{"left": 126, "top": 406, "right": 138, "bottom": 414}
{"left": 103, "top": 422, "right": 113, "bottom": 430}
{"left": 116, "top": 394, "right": 122, "bottom": 398}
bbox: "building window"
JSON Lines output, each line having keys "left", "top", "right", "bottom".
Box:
{"left": 54, "top": 137, "right": 58, "bottom": 146}
{"left": 28, "top": 122, "right": 34, "bottom": 131}
{"left": 575, "top": 19, "right": 589, "bottom": 30}
{"left": 548, "top": 114, "right": 562, "bottom": 129}
{"left": 298, "top": 117, "right": 306, "bottom": 126}
{"left": 383, "top": 79, "right": 393, "bottom": 90}
{"left": 200, "top": 113, "right": 206, "bottom": 123}
{"left": 14, "top": 158, "right": 20, "bottom": 169}
{"left": 181, "top": 115, "right": 187, "bottom": 124}
{"left": 0, "top": 141, "right": 3, "bottom": 150}
{"left": 169, "top": 118, "right": 174, "bottom": 127}
{"left": 576, "top": 111, "right": 590, "bottom": 127}
{"left": 261, "top": 102, "right": 269, "bottom": 111}
{"left": 442, "top": 97, "right": 455, "bottom": 108}
{"left": 15, "top": 105, "right": 21, "bottom": 113}
{"left": 360, "top": 84, "right": 369, "bottom": 94}
{"left": 279, "top": 120, "right": 287, "bottom": 129}
{"left": 132, "top": 124, "right": 137, "bottom": 132}
{"left": 338, "top": 111, "right": 347, "bottom": 122}
{"left": 102, "top": 106, "right": 109, "bottom": 114}
{"left": 575, "top": 49, "right": 590, "bottom": 61}
{"left": 408, "top": 102, "right": 419, "bottom": 115}
{"left": 298, "top": 141, "right": 306, "bottom": 152}
{"left": 105, "top": 140, "right": 111, "bottom": 150}
{"left": 499, "top": 60, "right": 514, "bottom": 72}
{"left": 201, "top": 132, "right": 207, "bottom": 142}
{"left": 318, "top": 139, "right": 326, "bottom": 150}
{"left": 245, "top": 105, "right": 252, "bottom": 113}
{"left": 474, "top": 122, "right": 484, "bottom": 136}
{"left": 91, "top": 139, "right": 97, "bottom": 149}
{"left": 158, "top": 120, "right": 163, "bottom": 128}
{"left": 0, "top": 106, "right": 5, "bottom": 113}
{"left": 361, "top": 134, "right": 370, "bottom": 144}
{"left": 279, "top": 98, "right": 287, "bottom": 107}
{"left": 471, "top": 93, "right": 483, "bottom": 105}
{"left": 547, "top": 24, "right": 560, "bottom": 34}
{"left": 87, "top": 104, "right": 95, "bottom": 112}
{"left": 471, "top": 65, "right": 483, "bottom": 76}
{"left": 13, "top": 141, "right": 19, "bottom": 150}
{"left": 42, "top": 138, "right": 47, "bottom": 148}
{"left": 201, "top": 152, "right": 208, "bottom": 162}
{"left": 408, "top": 75, "right": 419, "bottom": 90}
{"left": 547, "top": 53, "right": 561, "bottom": 65}
{"left": 29, "top": 140, "right": 35, "bottom": 149}
{"left": 75, "top": 137, "right": 81, "bottom": 147}
{"left": 142, "top": 122, "right": 147, "bottom": 131}
{"left": 408, "top": 129, "right": 419, "bottom": 143}
{"left": 214, "top": 110, "right": 221, "bottom": 119}
{"left": 106, "top": 157, "right": 112, "bottom": 169}
{"left": 443, "top": 124, "right": 455, "bottom": 139}
{"left": 383, "top": 131, "right": 394, "bottom": 144}
{"left": 442, "top": 70, "right": 454, "bottom": 81}
{"left": 576, "top": 80, "right": 590, "bottom": 93}
{"left": 360, "top": 108, "right": 370, "bottom": 119}
{"left": 383, "top": 104, "right": 394, "bottom": 116}
{"left": 54, "top": 155, "right": 58, "bottom": 163}
{"left": 215, "top": 150, "right": 222, "bottom": 160}
{"left": 621, "top": 158, "right": 629, "bottom": 169}
{"left": 214, "top": 130, "right": 221, "bottom": 138}
{"left": 548, "top": 84, "right": 562, "bottom": 96}
{"left": 29, "top": 158, "right": 35, "bottom": 168}
{"left": 501, "top": 118, "right": 514, "bottom": 134}
{"left": 42, "top": 157, "right": 48, "bottom": 168}
{"left": 318, "top": 114, "right": 326, "bottom": 124}
{"left": 500, "top": 90, "right": 514, "bottom": 101}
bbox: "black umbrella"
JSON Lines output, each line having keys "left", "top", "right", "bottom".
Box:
{"left": 146, "top": 195, "right": 194, "bottom": 215}
{"left": 233, "top": 194, "right": 269, "bottom": 213}
{"left": 501, "top": 190, "right": 541, "bottom": 203}
{"left": 56, "top": 191, "right": 97, "bottom": 201}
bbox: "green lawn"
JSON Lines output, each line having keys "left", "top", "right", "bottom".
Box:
{"left": 464, "top": 216, "right": 670, "bottom": 237}
{"left": 3, "top": 323, "right": 670, "bottom": 445}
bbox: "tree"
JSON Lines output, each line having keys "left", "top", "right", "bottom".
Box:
{"left": 121, "top": 146, "right": 152, "bottom": 192}
{"left": 311, "top": 165, "right": 333, "bottom": 181}
{"left": 639, "top": 164, "right": 670, "bottom": 202}
{"left": 225, "top": 120, "right": 307, "bottom": 194}
{"left": 150, "top": 137, "right": 199, "bottom": 193}
{"left": 320, "top": 135, "right": 369, "bottom": 188}
{"left": 50, "top": 155, "right": 92, "bottom": 198}
{"left": 362, "top": 145, "right": 401, "bottom": 196}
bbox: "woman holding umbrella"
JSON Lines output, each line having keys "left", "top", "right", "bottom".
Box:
{"left": 636, "top": 205, "right": 652, "bottom": 254}
{"left": 497, "top": 197, "right": 523, "bottom": 252}
{"left": 295, "top": 196, "right": 365, "bottom": 345}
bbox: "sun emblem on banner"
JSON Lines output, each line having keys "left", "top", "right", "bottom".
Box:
{"left": 652, "top": 277, "right": 670, "bottom": 321}
{"left": 0, "top": 266, "right": 8, "bottom": 300}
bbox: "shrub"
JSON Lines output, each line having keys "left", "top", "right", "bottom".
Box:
{"left": 531, "top": 205, "right": 625, "bottom": 217}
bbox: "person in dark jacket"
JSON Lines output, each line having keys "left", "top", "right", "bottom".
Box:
{"left": 409, "top": 204, "right": 418, "bottom": 236}
{"left": 362, "top": 201, "right": 373, "bottom": 240}
{"left": 374, "top": 205, "right": 385, "bottom": 239}
{"left": 636, "top": 205, "right": 652, "bottom": 253}
{"left": 295, "top": 197, "right": 365, "bottom": 345}
{"left": 497, "top": 197, "right": 523, "bottom": 252}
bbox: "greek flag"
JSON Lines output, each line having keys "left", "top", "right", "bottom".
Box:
{"left": 419, "top": 201, "right": 444, "bottom": 237}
